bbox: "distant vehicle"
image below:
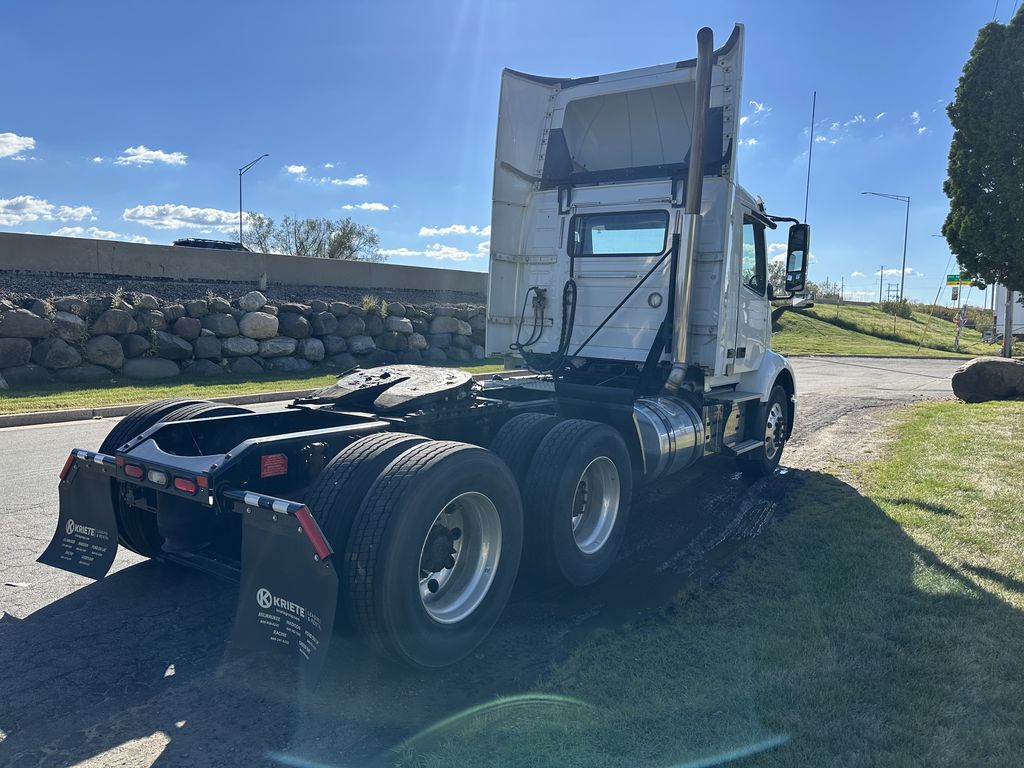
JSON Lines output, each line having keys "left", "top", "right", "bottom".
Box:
{"left": 172, "top": 238, "right": 250, "bottom": 252}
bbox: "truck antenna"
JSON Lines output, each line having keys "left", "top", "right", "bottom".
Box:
{"left": 803, "top": 90, "right": 816, "bottom": 223}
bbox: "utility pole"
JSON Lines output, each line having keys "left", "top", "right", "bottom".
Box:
{"left": 862, "top": 192, "right": 911, "bottom": 301}
{"left": 878, "top": 265, "right": 885, "bottom": 305}
{"left": 836, "top": 276, "right": 844, "bottom": 318}
{"left": 238, "top": 154, "right": 269, "bottom": 245}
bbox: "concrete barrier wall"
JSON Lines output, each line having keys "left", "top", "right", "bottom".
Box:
{"left": 0, "top": 232, "right": 487, "bottom": 295}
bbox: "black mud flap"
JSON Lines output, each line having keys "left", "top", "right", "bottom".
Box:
{"left": 37, "top": 451, "right": 120, "bottom": 580}
{"left": 229, "top": 495, "right": 339, "bottom": 678}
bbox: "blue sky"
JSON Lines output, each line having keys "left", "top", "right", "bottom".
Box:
{"left": 0, "top": 1, "right": 1012, "bottom": 304}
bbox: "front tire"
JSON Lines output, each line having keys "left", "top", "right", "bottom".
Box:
{"left": 344, "top": 441, "right": 523, "bottom": 669}
{"left": 738, "top": 385, "right": 789, "bottom": 477}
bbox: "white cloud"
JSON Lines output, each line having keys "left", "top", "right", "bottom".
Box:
{"left": 844, "top": 114, "right": 866, "bottom": 126}
{"left": 51, "top": 226, "right": 150, "bottom": 244}
{"left": 330, "top": 173, "right": 368, "bottom": 187}
{"left": 380, "top": 240, "right": 488, "bottom": 261}
{"left": 114, "top": 145, "right": 188, "bottom": 166}
{"left": 874, "top": 267, "right": 915, "bottom": 277}
{"left": 917, "top": 126, "right": 928, "bottom": 135}
{"left": 910, "top": 111, "right": 921, "bottom": 125}
{"left": 750, "top": 100, "right": 770, "bottom": 114}
{"left": 122, "top": 203, "right": 237, "bottom": 231}
{"left": 814, "top": 134, "right": 838, "bottom": 145}
{"left": 341, "top": 202, "right": 389, "bottom": 211}
{"left": 0, "top": 195, "right": 93, "bottom": 226}
{"left": 739, "top": 115, "right": 749, "bottom": 126}
{"left": 738, "top": 138, "right": 759, "bottom": 146}
{"left": 0, "top": 132, "right": 35, "bottom": 159}
{"left": 851, "top": 271, "right": 865, "bottom": 277}
{"left": 418, "top": 224, "right": 490, "bottom": 237}
{"left": 875, "top": 112, "right": 886, "bottom": 120}
{"left": 285, "top": 164, "right": 307, "bottom": 175}
{"left": 92, "top": 156, "right": 104, "bottom": 163}
{"left": 324, "top": 162, "right": 334, "bottom": 169}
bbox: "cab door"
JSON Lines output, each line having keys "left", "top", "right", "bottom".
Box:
{"left": 732, "top": 213, "right": 769, "bottom": 374}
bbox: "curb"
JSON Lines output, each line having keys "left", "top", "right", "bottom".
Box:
{"left": 0, "top": 370, "right": 529, "bottom": 429}
{"left": 785, "top": 354, "right": 971, "bottom": 361}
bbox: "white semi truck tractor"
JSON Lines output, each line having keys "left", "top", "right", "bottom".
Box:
{"left": 39, "top": 24, "right": 809, "bottom": 672}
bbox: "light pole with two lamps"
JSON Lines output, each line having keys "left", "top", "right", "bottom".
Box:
{"left": 239, "top": 154, "right": 269, "bottom": 245}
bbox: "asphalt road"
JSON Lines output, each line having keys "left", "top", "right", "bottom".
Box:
{"left": 0, "top": 357, "right": 961, "bottom": 767}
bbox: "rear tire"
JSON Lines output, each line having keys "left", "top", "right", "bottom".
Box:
{"left": 738, "top": 385, "right": 788, "bottom": 478}
{"left": 522, "top": 420, "right": 633, "bottom": 587}
{"left": 344, "top": 441, "right": 523, "bottom": 669}
{"left": 99, "top": 399, "right": 251, "bottom": 557}
{"left": 488, "top": 412, "right": 561, "bottom": 485}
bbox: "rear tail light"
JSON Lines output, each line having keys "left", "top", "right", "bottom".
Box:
{"left": 124, "top": 463, "right": 144, "bottom": 479}
{"left": 115, "top": 455, "right": 125, "bottom": 468}
{"left": 147, "top": 469, "right": 169, "bottom": 486}
{"left": 196, "top": 475, "right": 209, "bottom": 489}
{"left": 59, "top": 454, "right": 75, "bottom": 481}
{"left": 173, "top": 477, "right": 197, "bottom": 495}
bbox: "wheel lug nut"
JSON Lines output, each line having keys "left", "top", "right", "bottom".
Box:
{"left": 427, "top": 579, "right": 439, "bottom": 593}
{"left": 444, "top": 555, "right": 456, "bottom": 569}
{"left": 450, "top": 527, "right": 461, "bottom": 540}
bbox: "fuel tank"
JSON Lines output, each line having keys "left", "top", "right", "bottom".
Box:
{"left": 633, "top": 396, "right": 704, "bottom": 481}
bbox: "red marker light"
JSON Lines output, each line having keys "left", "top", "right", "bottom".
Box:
{"left": 174, "top": 477, "right": 197, "bottom": 495}
{"left": 124, "top": 463, "right": 144, "bottom": 479}
{"left": 196, "top": 475, "right": 209, "bottom": 489}
{"left": 59, "top": 454, "right": 75, "bottom": 481}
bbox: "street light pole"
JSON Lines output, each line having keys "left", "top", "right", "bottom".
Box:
{"left": 861, "top": 191, "right": 911, "bottom": 301}
{"left": 239, "top": 154, "right": 269, "bottom": 244}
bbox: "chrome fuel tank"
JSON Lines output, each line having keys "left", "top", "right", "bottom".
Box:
{"left": 633, "top": 397, "right": 704, "bottom": 481}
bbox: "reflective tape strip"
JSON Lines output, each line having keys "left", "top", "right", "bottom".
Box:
{"left": 243, "top": 492, "right": 262, "bottom": 508}
{"left": 271, "top": 499, "right": 291, "bottom": 514}
{"left": 71, "top": 448, "right": 115, "bottom": 466}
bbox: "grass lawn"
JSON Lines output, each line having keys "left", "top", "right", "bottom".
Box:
{"left": 773, "top": 302, "right": 1023, "bottom": 358}
{"left": 0, "top": 361, "right": 504, "bottom": 414}
{"left": 401, "top": 400, "right": 1024, "bottom": 767}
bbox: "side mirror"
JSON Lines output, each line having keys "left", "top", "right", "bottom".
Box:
{"left": 785, "top": 223, "right": 810, "bottom": 293}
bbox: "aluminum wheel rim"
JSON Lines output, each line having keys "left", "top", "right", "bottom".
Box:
{"left": 418, "top": 491, "right": 502, "bottom": 625}
{"left": 764, "top": 402, "right": 786, "bottom": 460}
{"left": 571, "top": 456, "right": 620, "bottom": 555}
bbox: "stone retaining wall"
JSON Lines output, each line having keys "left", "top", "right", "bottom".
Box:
{"left": 0, "top": 290, "right": 486, "bottom": 389}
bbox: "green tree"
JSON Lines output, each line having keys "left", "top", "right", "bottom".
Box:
{"left": 942, "top": 10, "right": 1024, "bottom": 356}
{"left": 244, "top": 213, "right": 384, "bottom": 262}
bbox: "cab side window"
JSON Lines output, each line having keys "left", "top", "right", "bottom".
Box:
{"left": 741, "top": 217, "right": 767, "bottom": 295}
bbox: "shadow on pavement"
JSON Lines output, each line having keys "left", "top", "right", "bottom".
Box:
{"left": 2, "top": 461, "right": 1021, "bottom": 767}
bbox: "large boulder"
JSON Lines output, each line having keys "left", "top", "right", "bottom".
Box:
{"left": 222, "top": 335, "right": 260, "bottom": 357}
{"left": 31, "top": 338, "right": 82, "bottom": 369}
{"left": 123, "top": 358, "right": 180, "bottom": 380}
{"left": 2, "top": 363, "right": 51, "bottom": 387}
{"left": 84, "top": 335, "right": 124, "bottom": 369}
{"left": 347, "top": 335, "right": 376, "bottom": 355}
{"left": 238, "top": 290, "right": 267, "bottom": 312}
{"left": 277, "top": 312, "right": 311, "bottom": 339}
{"left": 193, "top": 336, "right": 223, "bottom": 360}
{"left": 53, "top": 311, "right": 88, "bottom": 342}
{"left": 423, "top": 346, "right": 448, "bottom": 363}
{"left": 184, "top": 359, "right": 225, "bottom": 377}
{"left": 297, "top": 338, "right": 325, "bottom": 362}
{"left": 385, "top": 301, "right": 406, "bottom": 317}
{"left": 185, "top": 299, "right": 208, "bottom": 318}
{"left": 202, "top": 313, "right": 239, "bottom": 337}
{"left": 321, "top": 334, "right": 348, "bottom": 355}
{"left": 330, "top": 302, "right": 351, "bottom": 316}
{"left": 26, "top": 298, "right": 53, "bottom": 317}
{"left": 428, "top": 333, "right": 452, "bottom": 349}
{"left": 358, "top": 349, "right": 398, "bottom": 367}
{"left": 326, "top": 352, "right": 358, "bottom": 371}
{"left": 450, "top": 333, "right": 472, "bottom": 350}
{"left": 230, "top": 355, "right": 265, "bottom": 375}
{"left": 951, "top": 358, "right": 1024, "bottom": 403}
{"left": 408, "top": 332, "right": 428, "bottom": 351}
{"left": 135, "top": 308, "right": 166, "bottom": 331}
{"left": 309, "top": 300, "right": 329, "bottom": 313}
{"left": 208, "top": 296, "right": 232, "bottom": 313}
{"left": 0, "top": 338, "right": 33, "bottom": 368}
{"left": 469, "top": 313, "right": 486, "bottom": 331}
{"left": 56, "top": 364, "right": 113, "bottom": 384}
{"left": 447, "top": 347, "right": 471, "bottom": 363}
{"left": 433, "top": 305, "right": 456, "bottom": 317}
{"left": 429, "top": 315, "right": 461, "bottom": 335}
{"left": 91, "top": 308, "right": 136, "bottom": 336}
{"left": 0, "top": 308, "right": 53, "bottom": 338}
{"left": 239, "top": 311, "right": 279, "bottom": 340}
{"left": 264, "top": 356, "right": 313, "bottom": 372}
{"left": 377, "top": 331, "right": 409, "bottom": 352}
{"left": 258, "top": 336, "right": 298, "bottom": 358}
{"left": 153, "top": 330, "right": 194, "bottom": 360}
{"left": 279, "top": 302, "right": 311, "bottom": 316}
{"left": 385, "top": 315, "right": 414, "bottom": 334}
{"left": 471, "top": 344, "right": 486, "bottom": 359}
{"left": 398, "top": 348, "right": 423, "bottom": 365}
{"left": 455, "top": 319, "right": 473, "bottom": 336}
{"left": 310, "top": 311, "right": 338, "bottom": 336}
{"left": 363, "top": 313, "right": 385, "bottom": 336}
{"left": 119, "top": 333, "right": 151, "bottom": 358}
{"left": 173, "top": 316, "right": 202, "bottom": 341}
{"left": 54, "top": 297, "right": 89, "bottom": 317}
{"left": 133, "top": 293, "right": 159, "bottom": 310}
{"left": 164, "top": 304, "right": 186, "bottom": 322}
{"left": 337, "top": 314, "right": 366, "bottom": 338}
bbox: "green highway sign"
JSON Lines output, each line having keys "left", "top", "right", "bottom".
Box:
{"left": 946, "top": 274, "right": 969, "bottom": 286}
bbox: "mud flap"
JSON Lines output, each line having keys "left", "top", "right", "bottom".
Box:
{"left": 230, "top": 499, "right": 338, "bottom": 678}
{"left": 37, "top": 452, "right": 120, "bottom": 580}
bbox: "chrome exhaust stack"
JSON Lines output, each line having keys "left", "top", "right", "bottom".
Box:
{"left": 665, "top": 26, "right": 715, "bottom": 395}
